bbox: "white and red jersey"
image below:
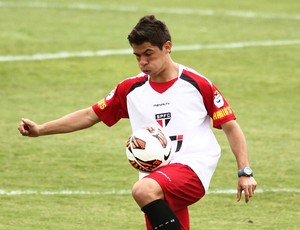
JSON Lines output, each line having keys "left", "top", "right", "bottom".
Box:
{"left": 92, "top": 64, "right": 236, "bottom": 191}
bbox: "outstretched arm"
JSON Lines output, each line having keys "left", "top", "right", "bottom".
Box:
{"left": 18, "top": 107, "right": 100, "bottom": 137}
{"left": 221, "top": 120, "right": 257, "bottom": 203}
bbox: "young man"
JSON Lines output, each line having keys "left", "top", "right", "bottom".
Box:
{"left": 18, "top": 15, "right": 257, "bottom": 230}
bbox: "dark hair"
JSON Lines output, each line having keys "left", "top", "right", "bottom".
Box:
{"left": 127, "top": 15, "right": 171, "bottom": 50}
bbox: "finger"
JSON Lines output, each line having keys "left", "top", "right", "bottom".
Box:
{"left": 18, "top": 122, "right": 23, "bottom": 132}
{"left": 22, "top": 118, "right": 34, "bottom": 132}
{"left": 22, "top": 118, "right": 31, "bottom": 128}
{"left": 237, "top": 187, "right": 242, "bottom": 202}
{"left": 237, "top": 193, "right": 241, "bottom": 202}
{"left": 250, "top": 187, "right": 255, "bottom": 197}
{"left": 18, "top": 119, "right": 32, "bottom": 136}
{"left": 245, "top": 196, "right": 250, "bottom": 203}
{"left": 249, "top": 184, "right": 257, "bottom": 198}
{"left": 19, "top": 127, "right": 29, "bottom": 136}
{"left": 252, "top": 184, "right": 257, "bottom": 193}
{"left": 18, "top": 122, "right": 27, "bottom": 134}
{"left": 244, "top": 188, "right": 250, "bottom": 203}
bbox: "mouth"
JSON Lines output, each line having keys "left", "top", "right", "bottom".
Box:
{"left": 142, "top": 69, "right": 150, "bottom": 74}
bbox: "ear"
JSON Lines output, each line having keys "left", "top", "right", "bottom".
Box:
{"left": 163, "top": 41, "right": 172, "bottom": 54}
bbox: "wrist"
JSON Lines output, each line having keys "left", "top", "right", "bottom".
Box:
{"left": 238, "top": 167, "right": 253, "bottom": 177}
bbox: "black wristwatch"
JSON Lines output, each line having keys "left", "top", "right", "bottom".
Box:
{"left": 238, "top": 167, "right": 253, "bottom": 177}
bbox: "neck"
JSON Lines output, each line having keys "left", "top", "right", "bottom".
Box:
{"left": 150, "top": 61, "right": 179, "bottom": 83}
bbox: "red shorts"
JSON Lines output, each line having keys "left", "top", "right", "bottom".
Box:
{"left": 145, "top": 163, "right": 205, "bottom": 210}
{"left": 144, "top": 163, "right": 205, "bottom": 230}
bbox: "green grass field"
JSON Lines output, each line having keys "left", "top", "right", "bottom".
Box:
{"left": 1, "top": 0, "right": 300, "bottom": 229}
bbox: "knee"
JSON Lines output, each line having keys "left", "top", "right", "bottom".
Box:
{"left": 132, "top": 178, "right": 164, "bottom": 208}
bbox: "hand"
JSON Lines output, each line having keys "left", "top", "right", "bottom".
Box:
{"left": 18, "top": 118, "right": 40, "bottom": 137}
{"left": 237, "top": 176, "right": 257, "bottom": 203}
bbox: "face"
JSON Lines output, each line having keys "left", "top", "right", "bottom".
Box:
{"left": 131, "top": 41, "right": 171, "bottom": 77}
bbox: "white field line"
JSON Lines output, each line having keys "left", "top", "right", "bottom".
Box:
{"left": 0, "top": 1, "right": 300, "bottom": 21}
{"left": 0, "top": 188, "right": 299, "bottom": 195}
{"left": 1, "top": 39, "right": 300, "bottom": 62}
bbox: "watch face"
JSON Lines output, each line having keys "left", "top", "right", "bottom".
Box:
{"left": 244, "top": 167, "right": 252, "bottom": 175}
{"left": 238, "top": 167, "right": 253, "bottom": 177}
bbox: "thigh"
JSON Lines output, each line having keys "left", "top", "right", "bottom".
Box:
{"left": 145, "top": 163, "right": 205, "bottom": 212}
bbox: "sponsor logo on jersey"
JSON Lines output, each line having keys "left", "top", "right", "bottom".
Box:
{"left": 213, "top": 106, "right": 233, "bottom": 120}
{"left": 97, "top": 99, "right": 106, "bottom": 110}
{"left": 153, "top": 102, "right": 170, "bottom": 107}
{"left": 155, "top": 112, "right": 171, "bottom": 127}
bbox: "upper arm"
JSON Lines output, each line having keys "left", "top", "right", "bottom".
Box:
{"left": 221, "top": 120, "right": 246, "bottom": 147}
{"left": 221, "top": 120, "right": 238, "bottom": 133}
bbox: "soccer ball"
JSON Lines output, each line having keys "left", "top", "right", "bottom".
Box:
{"left": 126, "top": 127, "right": 172, "bottom": 172}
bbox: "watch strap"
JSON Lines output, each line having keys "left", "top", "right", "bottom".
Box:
{"left": 238, "top": 167, "right": 253, "bottom": 177}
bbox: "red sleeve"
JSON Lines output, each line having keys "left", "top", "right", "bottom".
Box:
{"left": 183, "top": 69, "right": 236, "bottom": 129}
{"left": 203, "top": 83, "right": 236, "bottom": 129}
{"left": 92, "top": 75, "right": 148, "bottom": 127}
{"left": 92, "top": 83, "right": 129, "bottom": 127}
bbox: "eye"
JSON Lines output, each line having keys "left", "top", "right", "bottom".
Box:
{"left": 144, "top": 52, "right": 152, "bottom": 57}
{"left": 134, "top": 54, "right": 141, "bottom": 60}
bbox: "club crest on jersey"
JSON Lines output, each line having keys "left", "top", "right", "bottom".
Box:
{"left": 213, "top": 91, "right": 224, "bottom": 108}
{"left": 155, "top": 112, "right": 171, "bottom": 128}
{"left": 106, "top": 88, "right": 116, "bottom": 101}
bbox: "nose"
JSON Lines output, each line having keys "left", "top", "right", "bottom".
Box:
{"left": 139, "top": 56, "right": 148, "bottom": 67}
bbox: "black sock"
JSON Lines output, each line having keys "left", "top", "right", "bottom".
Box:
{"left": 141, "top": 199, "right": 181, "bottom": 230}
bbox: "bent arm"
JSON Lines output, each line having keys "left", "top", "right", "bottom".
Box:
{"left": 18, "top": 107, "right": 100, "bottom": 137}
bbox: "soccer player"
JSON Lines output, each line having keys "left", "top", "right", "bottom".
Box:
{"left": 18, "top": 15, "right": 257, "bottom": 230}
